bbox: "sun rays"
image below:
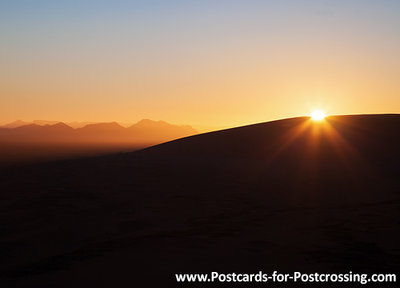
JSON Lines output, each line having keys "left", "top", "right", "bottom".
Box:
{"left": 264, "top": 115, "right": 365, "bottom": 183}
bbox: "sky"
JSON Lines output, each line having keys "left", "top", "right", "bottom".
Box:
{"left": 1, "top": 0, "right": 400, "bottom": 131}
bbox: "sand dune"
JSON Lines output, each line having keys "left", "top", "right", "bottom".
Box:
{"left": 0, "top": 115, "right": 399, "bottom": 287}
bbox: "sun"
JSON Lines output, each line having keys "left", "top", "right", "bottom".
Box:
{"left": 311, "top": 110, "right": 326, "bottom": 121}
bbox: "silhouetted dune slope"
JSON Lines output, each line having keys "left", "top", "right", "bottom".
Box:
{"left": 0, "top": 115, "right": 399, "bottom": 287}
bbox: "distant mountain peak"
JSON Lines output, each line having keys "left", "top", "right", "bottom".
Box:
{"left": 1, "top": 120, "right": 31, "bottom": 128}
{"left": 79, "top": 122, "right": 125, "bottom": 130}
{"left": 33, "top": 120, "right": 60, "bottom": 126}
{"left": 49, "top": 122, "right": 73, "bottom": 129}
{"left": 132, "top": 119, "right": 195, "bottom": 130}
{"left": 135, "top": 119, "right": 163, "bottom": 126}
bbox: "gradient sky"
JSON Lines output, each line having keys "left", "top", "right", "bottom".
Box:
{"left": 1, "top": 0, "right": 399, "bottom": 130}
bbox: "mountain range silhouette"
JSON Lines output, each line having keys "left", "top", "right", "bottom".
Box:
{"left": 0, "top": 119, "right": 197, "bottom": 165}
{"left": 0, "top": 119, "right": 197, "bottom": 143}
